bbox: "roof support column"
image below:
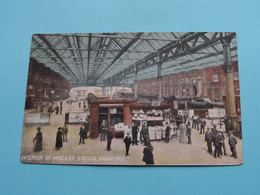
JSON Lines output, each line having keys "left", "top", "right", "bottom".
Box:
{"left": 110, "top": 77, "right": 113, "bottom": 99}
{"left": 134, "top": 66, "right": 138, "bottom": 99}
{"left": 122, "top": 72, "right": 125, "bottom": 92}
{"left": 222, "top": 33, "right": 238, "bottom": 130}
{"left": 157, "top": 53, "right": 163, "bottom": 100}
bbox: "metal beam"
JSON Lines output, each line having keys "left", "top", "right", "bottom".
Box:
{"left": 32, "top": 56, "right": 142, "bottom": 60}
{"left": 87, "top": 33, "right": 92, "bottom": 78}
{"left": 110, "top": 32, "right": 236, "bottom": 83}
{"left": 97, "top": 33, "right": 144, "bottom": 79}
{"left": 35, "top": 33, "right": 177, "bottom": 41}
{"left": 33, "top": 35, "right": 79, "bottom": 81}
{"left": 31, "top": 47, "right": 154, "bottom": 53}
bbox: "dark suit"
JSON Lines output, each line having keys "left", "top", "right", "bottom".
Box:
{"left": 205, "top": 130, "right": 213, "bottom": 153}
{"left": 124, "top": 136, "right": 132, "bottom": 155}
{"left": 200, "top": 120, "right": 206, "bottom": 134}
{"left": 186, "top": 126, "right": 192, "bottom": 144}
{"left": 79, "top": 126, "right": 85, "bottom": 144}
{"left": 165, "top": 125, "right": 170, "bottom": 143}
{"left": 141, "top": 126, "right": 149, "bottom": 146}
{"left": 106, "top": 130, "right": 113, "bottom": 151}
{"left": 213, "top": 131, "right": 222, "bottom": 158}
{"left": 229, "top": 134, "right": 238, "bottom": 158}
{"left": 132, "top": 125, "right": 139, "bottom": 145}
{"left": 100, "top": 123, "right": 107, "bottom": 142}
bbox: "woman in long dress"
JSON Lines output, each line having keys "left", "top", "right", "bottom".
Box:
{"left": 33, "top": 127, "right": 43, "bottom": 151}
{"left": 180, "top": 121, "right": 187, "bottom": 144}
{"left": 55, "top": 127, "right": 63, "bottom": 149}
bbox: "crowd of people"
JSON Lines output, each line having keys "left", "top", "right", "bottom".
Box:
{"left": 32, "top": 114, "right": 238, "bottom": 165}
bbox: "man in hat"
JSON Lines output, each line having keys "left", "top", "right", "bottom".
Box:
{"left": 141, "top": 121, "right": 149, "bottom": 146}
{"left": 228, "top": 132, "right": 238, "bottom": 159}
{"left": 205, "top": 127, "right": 213, "bottom": 154}
{"left": 33, "top": 127, "right": 43, "bottom": 151}
{"left": 60, "top": 101, "right": 63, "bottom": 115}
{"left": 100, "top": 120, "right": 107, "bottom": 142}
{"left": 132, "top": 123, "right": 139, "bottom": 145}
{"left": 124, "top": 133, "right": 132, "bottom": 156}
{"left": 219, "top": 131, "right": 227, "bottom": 156}
{"left": 106, "top": 128, "right": 113, "bottom": 151}
{"left": 200, "top": 118, "right": 206, "bottom": 134}
{"left": 79, "top": 124, "right": 85, "bottom": 144}
{"left": 55, "top": 127, "right": 63, "bottom": 149}
{"left": 186, "top": 122, "right": 192, "bottom": 144}
{"left": 212, "top": 129, "right": 222, "bottom": 158}
{"left": 165, "top": 122, "right": 170, "bottom": 143}
{"left": 55, "top": 105, "right": 59, "bottom": 115}
{"left": 62, "top": 123, "right": 68, "bottom": 142}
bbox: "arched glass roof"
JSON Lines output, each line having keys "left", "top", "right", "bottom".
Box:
{"left": 30, "top": 32, "right": 237, "bottom": 87}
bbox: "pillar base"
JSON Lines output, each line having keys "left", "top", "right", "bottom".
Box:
{"left": 227, "top": 114, "right": 239, "bottom": 130}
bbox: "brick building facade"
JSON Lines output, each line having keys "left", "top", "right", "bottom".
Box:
{"left": 25, "top": 58, "right": 70, "bottom": 109}
{"left": 136, "top": 61, "right": 239, "bottom": 102}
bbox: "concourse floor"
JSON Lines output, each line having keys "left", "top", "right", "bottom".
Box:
{"left": 20, "top": 100, "right": 243, "bottom": 166}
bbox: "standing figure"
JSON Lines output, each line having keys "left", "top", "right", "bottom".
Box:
{"left": 212, "top": 130, "right": 222, "bottom": 158}
{"left": 132, "top": 123, "right": 139, "bottom": 145}
{"left": 79, "top": 101, "right": 81, "bottom": 108}
{"left": 200, "top": 118, "right": 206, "bottom": 134}
{"left": 186, "top": 123, "right": 192, "bottom": 144}
{"left": 165, "top": 123, "right": 170, "bottom": 143}
{"left": 100, "top": 120, "right": 107, "bottom": 142}
{"left": 193, "top": 115, "right": 197, "bottom": 129}
{"left": 141, "top": 121, "right": 149, "bottom": 146}
{"left": 124, "top": 133, "right": 132, "bottom": 156}
{"left": 224, "top": 116, "right": 233, "bottom": 132}
{"left": 79, "top": 124, "right": 85, "bottom": 144}
{"left": 219, "top": 131, "right": 227, "bottom": 156}
{"left": 228, "top": 132, "right": 238, "bottom": 159}
{"left": 176, "top": 115, "right": 181, "bottom": 130}
{"left": 142, "top": 143, "right": 154, "bottom": 165}
{"left": 55, "top": 127, "right": 63, "bottom": 149}
{"left": 62, "top": 123, "right": 68, "bottom": 142}
{"left": 106, "top": 128, "right": 113, "bottom": 151}
{"left": 83, "top": 101, "right": 86, "bottom": 112}
{"left": 55, "top": 105, "right": 59, "bottom": 115}
{"left": 179, "top": 120, "right": 187, "bottom": 144}
{"left": 33, "top": 127, "right": 43, "bottom": 151}
{"left": 192, "top": 115, "right": 195, "bottom": 128}
{"left": 196, "top": 116, "right": 200, "bottom": 130}
{"left": 205, "top": 127, "right": 213, "bottom": 154}
{"left": 60, "top": 101, "right": 63, "bottom": 115}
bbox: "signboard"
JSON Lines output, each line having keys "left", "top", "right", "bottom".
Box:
{"left": 173, "top": 100, "right": 178, "bottom": 109}
{"left": 110, "top": 108, "right": 117, "bottom": 114}
{"left": 208, "top": 108, "right": 226, "bottom": 118}
{"left": 26, "top": 113, "right": 50, "bottom": 125}
{"left": 151, "top": 99, "right": 161, "bottom": 107}
{"left": 68, "top": 112, "right": 88, "bottom": 123}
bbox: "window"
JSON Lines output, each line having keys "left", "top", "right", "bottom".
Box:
{"left": 198, "top": 76, "right": 202, "bottom": 84}
{"left": 193, "top": 77, "right": 197, "bottom": 84}
{"left": 212, "top": 74, "right": 219, "bottom": 82}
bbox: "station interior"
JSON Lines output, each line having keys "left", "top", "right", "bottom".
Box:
{"left": 21, "top": 32, "right": 242, "bottom": 165}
